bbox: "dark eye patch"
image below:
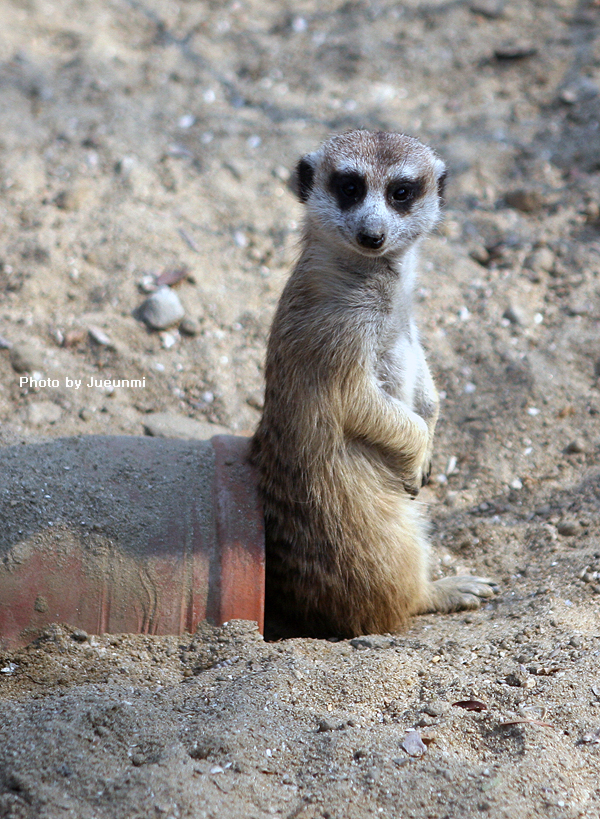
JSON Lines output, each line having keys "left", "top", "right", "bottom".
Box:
{"left": 329, "top": 171, "right": 366, "bottom": 210}
{"left": 387, "top": 177, "right": 424, "bottom": 213}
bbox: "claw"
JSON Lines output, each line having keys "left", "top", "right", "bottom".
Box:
{"left": 403, "top": 480, "right": 420, "bottom": 498}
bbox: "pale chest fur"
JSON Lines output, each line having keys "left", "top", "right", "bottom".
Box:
{"left": 375, "top": 323, "right": 427, "bottom": 410}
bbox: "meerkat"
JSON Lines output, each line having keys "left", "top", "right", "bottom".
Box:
{"left": 250, "top": 130, "right": 497, "bottom": 639}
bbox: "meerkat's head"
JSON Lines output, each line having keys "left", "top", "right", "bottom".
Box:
{"left": 292, "top": 130, "right": 446, "bottom": 258}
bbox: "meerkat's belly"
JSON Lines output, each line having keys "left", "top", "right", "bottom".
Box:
{"left": 377, "top": 333, "right": 426, "bottom": 412}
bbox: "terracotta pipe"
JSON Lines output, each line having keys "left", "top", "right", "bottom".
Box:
{"left": 0, "top": 435, "right": 264, "bottom": 649}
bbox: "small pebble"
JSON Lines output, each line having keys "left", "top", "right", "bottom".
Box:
{"left": 504, "top": 189, "right": 544, "bottom": 213}
{"left": 503, "top": 305, "right": 526, "bottom": 326}
{"left": 527, "top": 246, "right": 555, "bottom": 273}
{"left": 138, "top": 287, "right": 185, "bottom": 330}
{"left": 423, "top": 700, "right": 450, "bottom": 717}
{"left": 273, "top": 165, "right": 290, "bottom": 182}
{"left": 178, "top": 114, "right": 196, "bottom": 129}
{"left": 10, "top": 343, "right": 44, "bottom": 374}
{"left": 350, "top": 637, "right": 373, "bottom": 649}
{"left": 88, "top": 325, "right": 111, "bottom": 346}
{"left": 470, "top": 245, "right": 490, "bottom": 265}
{"left": 317, "top": 718, "right": 335, "bottom": 733}
{"left": 179, "top": 317, "right": 200, "bottom": 337}
{"left": 62, "top": 329, "right": 87, "bottom": 347}
{"left": 139, "top": 275, "right": 157, "bottom": 294}
{"left": 160, "top": 331, "right": 178, "bottom": 350}
{"left": 246, "top": 392, "right": 264, "bottom": 411}
{"left": 233, "top": 230, "right": 248, "bottom": 248}
{"left": 557, "top": 520, "right": 579, "bottom": 537}
{"left": 402, "top": 729, "right": 427, "bottom": 758}
{"left": 469, "top": 0, "right": 505, "bottom": 18}
{"left": 494, "top": 43, "right": 538, "bottom": 61}
{"left": 291, "top": 15, "right": 307, "bottom": 32}
{"left": 584, "top": 201, "right": 600, "bottom": 221}
{"left": 559, "top": 77, "right": 599, "bottom": 104}
{"left": 142, "top": 412, "right": 229, "bottom": 439}
{"left": 71, "top": 629, "right": 89, "bottom": 642}
{"left": 28, "top": 401, "right": 62, "bottom": 426}
{"left": 565, "top": 439, "right": 585, "bottom": 454}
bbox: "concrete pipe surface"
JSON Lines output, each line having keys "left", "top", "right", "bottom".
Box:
{"left": 0, "top": 435, "right": 264, "bottom": 649}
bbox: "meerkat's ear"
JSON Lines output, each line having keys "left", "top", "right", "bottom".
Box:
{"left": 291, "top": 153, "right": 317, "bottom": 203}
{"left": 434, "top": 158, "right": 447, "bottom": 203}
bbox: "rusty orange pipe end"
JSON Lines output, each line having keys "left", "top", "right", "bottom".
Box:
{"left": 0, "top": 435, "right": 264, "bottom": 649}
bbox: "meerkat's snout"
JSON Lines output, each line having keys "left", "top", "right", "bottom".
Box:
{"left": 356, "top": 229, "right": 386, "bottom": 250}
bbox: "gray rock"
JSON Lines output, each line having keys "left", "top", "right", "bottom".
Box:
{"left": 504, "top": 189, "right": 544, "bottom": 213}
{"left": 142, "top": 412, "right": 229, "bottom": 440}
{"left": 469, "top": 0, "right": 505, "bottom": 18}
{"left": 560, "top": 77, "right": 599, "bottom": 105}
{"left": 526, "top": 247, "right": 555, "bottom": 273}
{"left": 423, "top": 700, "right": 450, "bottom": 717}
{"left": 179, "top": 317, "right": 200, "bottom": 336}
{"left": 10, "top": 343, "right": 44, "bottom": 374}
{"left": 469, "top": 244, "right": 490, "bottom": 265}
{"left": 401, "top": 729, "right": 427, "bottom": 758}
{"left": 139, "top": 287, "right": 185, "bottom": 330}
{"left": 88, "top": 325, "right": 112, "bottom": 346}
{"left": 494, "top": 43, "right": 537, "bottom": 61}
{"left": 503, "top": 305, "right": 527, "bottom": 326}
{"left": 350, "top": 637, "right": 373, "bottom": 649}
{"left": 557, "top": 520, "right": 579, "bottom": 537}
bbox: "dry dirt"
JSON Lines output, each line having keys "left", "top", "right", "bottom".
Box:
{"left": 1, "top": 1, "right": 600, "bottom": 817}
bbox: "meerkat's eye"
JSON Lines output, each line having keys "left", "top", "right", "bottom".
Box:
{"left": 388, "top": 178, "right": 424, "bottom": 212}
{"left": 329, "top": 171, "right": 366, "bottom": 210}
{"left": 391, "top": 185, "right": 413, "bottom": 202}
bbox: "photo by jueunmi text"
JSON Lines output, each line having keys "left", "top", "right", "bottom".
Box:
{"left": 18, "top": 376, "right": 147, "bottom": 390}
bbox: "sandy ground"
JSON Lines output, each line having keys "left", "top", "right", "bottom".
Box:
{"left": 1, "top": 0, "right": 600, "bottom": 817}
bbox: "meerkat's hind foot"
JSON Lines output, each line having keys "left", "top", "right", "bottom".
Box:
{"left": 424, "top": 575, "right": 499, "bottom": 614}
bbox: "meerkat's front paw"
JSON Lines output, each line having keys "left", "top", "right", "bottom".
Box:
{"left": 402, "top": 477, "right": 421, "bottom": 498}
{"left": 425, "top": 575, "right": 499, "bottom": 613}
{"left": 402, "top": 460, "right": 432, "bottom": 497}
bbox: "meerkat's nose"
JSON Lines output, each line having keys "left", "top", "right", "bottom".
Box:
{"left": 357, "top": 231, "right": 386, "bottom": 249}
